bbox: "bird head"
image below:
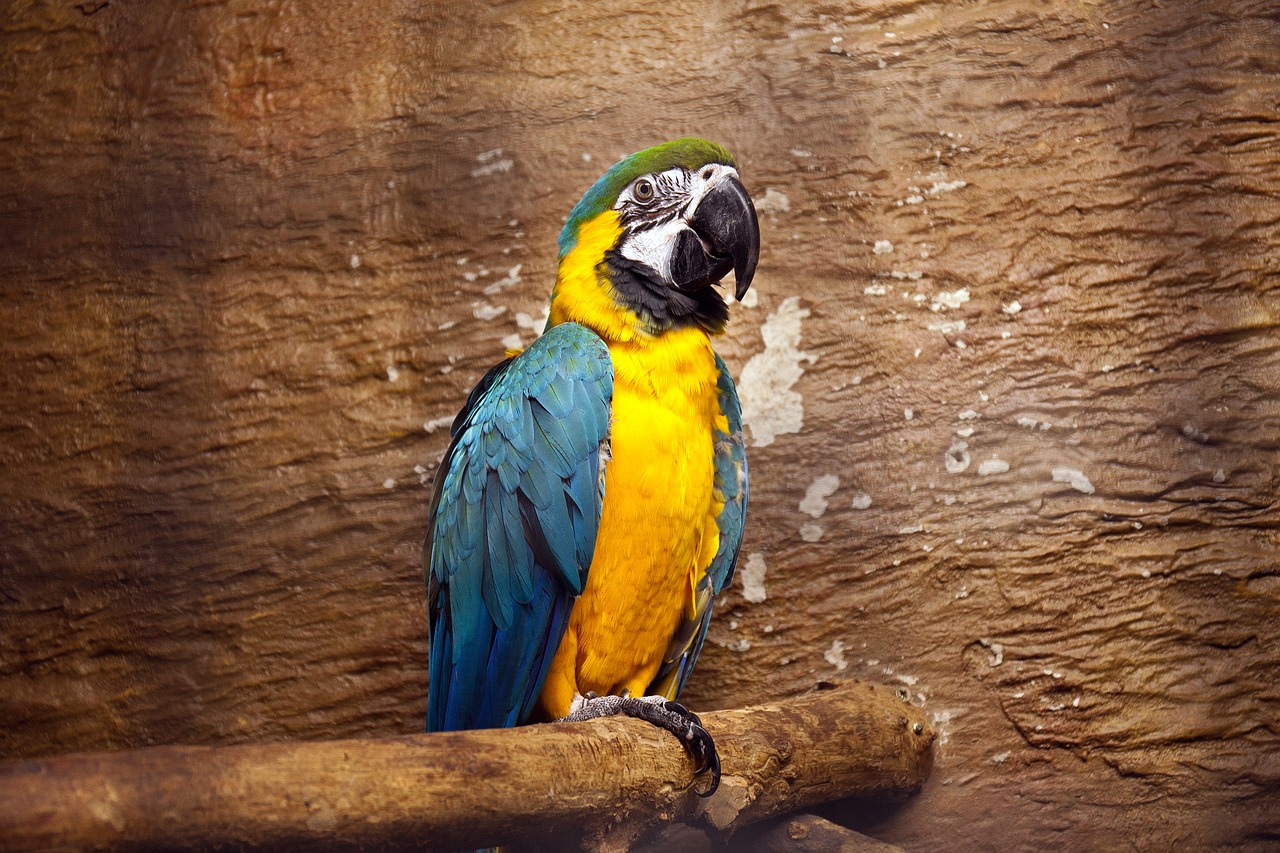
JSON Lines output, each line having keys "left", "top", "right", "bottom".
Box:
{"left": 552, "top": 138, "right": 760, "bottom": 337}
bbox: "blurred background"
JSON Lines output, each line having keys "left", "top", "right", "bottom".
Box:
{"left": 2, "top": 1, "right": 1278, "bottom": 848}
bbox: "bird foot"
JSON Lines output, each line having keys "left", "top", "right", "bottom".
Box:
{"left": 561, "top": 693, "right": 721, "bottom": 797}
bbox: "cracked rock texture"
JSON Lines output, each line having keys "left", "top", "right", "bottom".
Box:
{"left": 1, "top": 1, "right": 1277, "bottom": 850}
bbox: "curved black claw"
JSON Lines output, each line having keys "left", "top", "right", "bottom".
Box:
{"left": 658, "top": 701, "right": 720, "bottom": 796}
{"left": 561, "top": 695, "right": 722, "bottom": 797}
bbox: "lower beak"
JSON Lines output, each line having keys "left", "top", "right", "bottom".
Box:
{"left": 672, "top": 176, "right": 760, "bottom": 301}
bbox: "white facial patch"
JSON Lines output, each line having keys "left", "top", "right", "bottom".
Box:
{"left": 614, "top": 164, "right": 740, "bottom": 284}
{"left": 618, "top": 216, "right": 685, "bottom": 280}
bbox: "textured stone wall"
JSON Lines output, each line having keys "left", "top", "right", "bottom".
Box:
{"left": 2, "top": 1, "right": 1277, "bottom": 849}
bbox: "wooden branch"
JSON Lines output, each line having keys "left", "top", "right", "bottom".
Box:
{"left": 0, "top": 681, "right": 931, "bottom": 852}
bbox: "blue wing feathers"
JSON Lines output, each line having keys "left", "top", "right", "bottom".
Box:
{"left": 517, "top": 491, "right": 587, "bottom": 596}
{"left": 538, "top": 375, "right": 574, "bottom": 419}
{"left": 526, "top": 475, "right": 578, "bottom": 588}
{"left": 426, "top": 323, "right": 612, "bottom": 731}
{"left": 482, "top": 474, "right": 516, "bottom": 630}
{"left": 530, "top": 400, "right": 579, "bottom": 476}
{"left": 566, "top": 458, "right": 598, "bottom": 530}
{"left": 519, "top": 463, "right": 556, "bottom": 510}
{"left": 450, "top": 356, "right": 515, "bottom": 438}
{"left": 506, "top": 503, "right": 536, "bottom": 604}
{"left": 708, "top": 353, "right": 748, "bottom": 595}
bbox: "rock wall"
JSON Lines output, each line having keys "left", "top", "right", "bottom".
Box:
{"left": 2, "top": 1, "right": 1277, "bottom": 849}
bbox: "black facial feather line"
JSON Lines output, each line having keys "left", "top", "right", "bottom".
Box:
{"left": 601, "top": 249, "right": 730, "bottom": 335}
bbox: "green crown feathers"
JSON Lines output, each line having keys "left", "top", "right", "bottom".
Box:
{"left": 557, "top": 138, "right": 737, "bottom": 257}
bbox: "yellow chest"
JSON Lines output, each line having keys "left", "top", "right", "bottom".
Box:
{"left": 602, "top": 340, "right": 720, "bottom": 561}
{"left": 536, "top": 326, "right": 725, "bottom": 716}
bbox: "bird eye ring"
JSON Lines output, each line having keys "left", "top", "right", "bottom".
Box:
{"left": 633, "top": 178, "right": 655, "bottom": 202}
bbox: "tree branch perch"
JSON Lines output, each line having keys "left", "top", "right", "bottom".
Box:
{"left": 0, "top": 681, "right": 932, "bottom": 852}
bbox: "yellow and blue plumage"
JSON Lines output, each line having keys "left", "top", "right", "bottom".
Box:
{"left": 424, "top": 138, "right": 756, "bottom": 794}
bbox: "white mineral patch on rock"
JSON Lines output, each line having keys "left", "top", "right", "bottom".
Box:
{"left": 482, "top": 264, "right": 523, "bottom": 295}
{"left": 471, "top": 160, "right": 513, "bottom": 177}
{"left": 472, "top": 303, "right": 506, "bottom": 321}
{"left": 931, "top": 709, "right": 955, "bottom": 749}
{"left": 851, "top": 493, "right": 872, "bottom": 510}
{"left": 423, "top": 416, "right": 453, "bottom": 434}
{"left": 740, "top": 553, "right": 767, "bottom": 604}
{"left": 928, "top": 179, "right": 968, "bottom": 194}
{"left": 800, "top": 522, "right": 824, "bottom": 542}
{"left": 739, "top": 296, "right": 817, "bottom": 447}
{"left": 1052, "top": 467, "right": 1095, "bottom": 494}
{"left": 755, "top": 187, "right": 791, "bottom": 214}
{"left": 945, "top": 441, "right": 971, "bottom": 473}
{"left": 825, "top": 639, "right": 849, "bottom": 671}
{"left": 801, "top": 474, "right": 840, "bottom": 517}
{"left": 931, "top": 288, "right": 970, "bottom": 312}
{"left": 978, "top": 458, "right": 1010, "bottom": 476}
{"left": 471, "top": 149, "right": 513, "bottom": 177}
{"left": 979, "top": 638, "right": 1004, "bottom": 666}
{"left": 874, "top": 240, "right": 894, "bottom": 255}
{"left": 515, "top": 308, "right": 550, "bottom": 338}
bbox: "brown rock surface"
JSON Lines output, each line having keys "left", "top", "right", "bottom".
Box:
{"left": 1, "top": 0, "right": 1277, "bottom": 849}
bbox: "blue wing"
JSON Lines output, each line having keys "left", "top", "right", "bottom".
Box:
{"left": 648, "top": 353, "right": 748, "bottom": 700}
{"left": 424, "top": 322, "right": 613, "bottom": 731}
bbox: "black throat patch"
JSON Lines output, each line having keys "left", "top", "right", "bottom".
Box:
{"left": 601, "top": 248, "right": 730, "bottom": 335}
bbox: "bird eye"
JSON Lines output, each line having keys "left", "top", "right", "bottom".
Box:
{"left": 633, "top": 178, "right": 655, "bottom": 202}
{"left": 700, "top": 166, "right": 715, "bottom": 181}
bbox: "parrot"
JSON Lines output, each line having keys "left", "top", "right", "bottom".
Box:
{"left": 423, "top": 137, "right": 758, "bottom": 798}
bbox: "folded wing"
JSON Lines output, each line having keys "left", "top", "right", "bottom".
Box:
{"left": 424, "top": 322, "right": 613, "bottom": 730}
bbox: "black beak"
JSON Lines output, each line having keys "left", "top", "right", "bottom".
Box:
{"left": 671, "top": 175, "right": 760, "bottom": 301}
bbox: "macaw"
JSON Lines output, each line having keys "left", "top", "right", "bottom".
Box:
{"left": 423, "top": 138, "right": 757, "bottom": 796}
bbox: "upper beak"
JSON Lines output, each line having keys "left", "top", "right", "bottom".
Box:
{"left": 672, "top": 175, "right": 761, "bottom": 301}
